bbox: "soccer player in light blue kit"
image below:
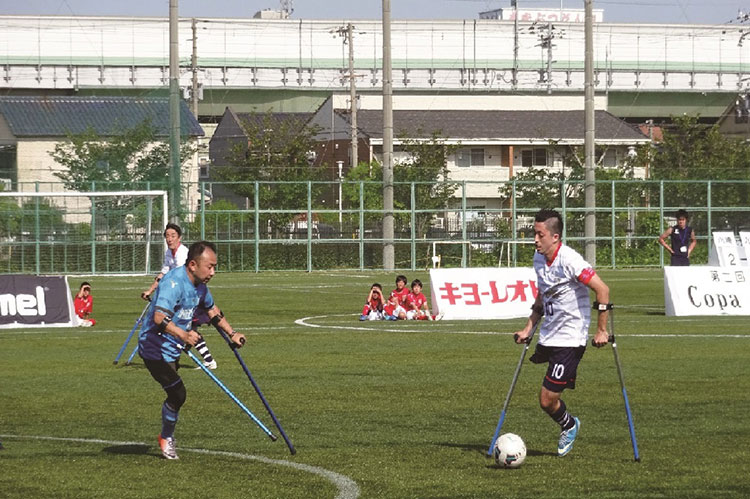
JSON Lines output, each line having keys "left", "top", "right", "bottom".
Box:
{"left": 138, "top": 240, "right": 245, "bottom": 460}
{"left": 513, "top": 209, "right": 610, "bottom": 457}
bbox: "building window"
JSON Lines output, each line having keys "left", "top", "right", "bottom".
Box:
{"left": 470, "top": 148, "right": 485, "bottom": 166}
{"left": 521, "top": 148, "right": 547, "bottom": 167}
{"left": 199, "top": 158, "right": 210, "bottom": 179}
{"left": 456, "top": 148, "right": 485, "bottom": 167}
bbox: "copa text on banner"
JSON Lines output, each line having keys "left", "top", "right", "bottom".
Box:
{"left": 664, "top": 266, "right": 750, "bottom": 316}
{"left": 429, "top": 267, "right": 538, "bottom": 320}
{"left": 0, "top": 275, "right": 79, "bottom": 328}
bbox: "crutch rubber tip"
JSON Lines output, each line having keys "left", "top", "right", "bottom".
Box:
{"left": 113, "top": 361, "right": 118, "bottom": 365}
{"left": 270, "top": 434, "right": 278, "bottom": 441}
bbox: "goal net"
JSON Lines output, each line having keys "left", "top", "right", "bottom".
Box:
{"left": 0, "top": 190, "right": 168, "bottom": 275}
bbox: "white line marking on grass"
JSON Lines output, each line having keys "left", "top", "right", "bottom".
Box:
{"left": 0, "top": 434, "right": 360, "bottom": 499}
{"left": 295, "top": 314, "right": 750, "bottom": 338}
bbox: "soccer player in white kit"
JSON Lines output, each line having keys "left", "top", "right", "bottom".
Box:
{"left": 513, "top": 209, "right": 610, "bottom": 456}
{"left": 141, "top": 223, "right": 217, "bottom": 369}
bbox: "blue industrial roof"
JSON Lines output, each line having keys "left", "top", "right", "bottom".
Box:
{"left": 0, "top": 96, "right": 204, "bottom": 138}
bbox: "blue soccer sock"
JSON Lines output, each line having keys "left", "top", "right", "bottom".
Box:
{"left": 161, "top": 402, "right": 179, "bottom": 439}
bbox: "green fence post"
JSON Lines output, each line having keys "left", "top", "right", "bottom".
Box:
{"left": 200, "top": 181, "right": 206, "bottom": 240}
{"left": 307, "top": 181, "right": 313, "bottom": 272}
{"left": 611, "top": 180, "right": 616, "bottom": 269}
{"left": 461, "top": 181, "right": 467, "bottom": 267}
{"left": 706, "top": 180, "right": 714, "bottom": 257}
{"left": 561, "top": 179, "right": 567, "bottom": 241}
{"left": 359, "top": 181, "right": 364, "bottom": 271}
{"left": 34, "top": 182, "right": 40, "bottom": 275}
{"left": 410, "top": 182, "right": 416, "bottom": 271}
{"left": 511, "top": 180, "right": 517, "bottom": 266}
{"left": 254, "top": 182, "right": 260, "bottom": 273}
{"left": 659, "top": 180, "right": 665, "bottom": 267}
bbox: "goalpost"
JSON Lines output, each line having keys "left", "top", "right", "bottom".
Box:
{"left": 0, "top": 190, "right": 168, "bottom": 275}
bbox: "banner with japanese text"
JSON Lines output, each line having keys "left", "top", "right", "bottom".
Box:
{"left": 429, "top": 267, "right": 537, "bottom": 320}
{"left": 664, "top": 266, "right": 750, "bottom": 316}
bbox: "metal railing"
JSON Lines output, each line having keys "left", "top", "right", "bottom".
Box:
{"left": 2, "top": 179, "right": 748, "bottom": 274}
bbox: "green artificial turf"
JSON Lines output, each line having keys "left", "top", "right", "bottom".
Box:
{"left": 1, "top": 269, "right": 748, "bottom": 498}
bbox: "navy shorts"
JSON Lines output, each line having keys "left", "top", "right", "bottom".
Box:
{"left": 529, "top": 344, "right": 586, "bottom": 393}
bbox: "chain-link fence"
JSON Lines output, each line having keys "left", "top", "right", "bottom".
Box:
{"left": 3, "top": 179, "right": 748, "bottom": 274}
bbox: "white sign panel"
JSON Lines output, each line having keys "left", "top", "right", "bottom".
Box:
{"left": 429, "top": 267, "right": 537, "bottom": 320}
{"left": 664, "top": 266, "right": 750, "bottom": 316}
{"left": 738, "top": 231, "right": 750, "bottom": 265}
{"left": 709, "top": 231, "right": 741, "bottom": 267}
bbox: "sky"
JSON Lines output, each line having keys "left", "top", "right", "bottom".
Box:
{"left": 2, "top": 0, "right": 750, "bottom": 26}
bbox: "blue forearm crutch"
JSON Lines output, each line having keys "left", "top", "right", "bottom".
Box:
{"left": 113, "top": 302, "right": 150, "bottom": 365}
{"left": 487, "top": 320, "right": 540, "bottom": 456}
{"left": 213, "top": 323, "right": 296, "bottom": 455}
{"left": 163, "top": 335, "right": 277, "bottom": 441}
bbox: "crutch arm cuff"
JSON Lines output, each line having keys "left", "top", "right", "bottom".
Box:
{"left": 531, "top": 303, "right": 544, "bottom": 316}
{"left": 593, "top": 301, "right": 614, "bottom": 311}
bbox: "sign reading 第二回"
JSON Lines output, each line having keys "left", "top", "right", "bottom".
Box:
{"left": 664, "top": 266, "right": 750, "bottom": 316}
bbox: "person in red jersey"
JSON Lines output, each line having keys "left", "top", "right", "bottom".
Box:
{"left": 74, "top": 282, "right": 96, "bottom": 326}
{"left": 405, "top": 279, "right": 434, "bottom": 320}
{"left": 360, "top": 283, "right": 386, "bottom": 321}
{"left": 386, "top": 275, "right": 409, "bottom": 320}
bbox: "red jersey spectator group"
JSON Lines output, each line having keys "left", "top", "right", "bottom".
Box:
{"left": 360, "top": 276, "right": 441, "bottom": 321}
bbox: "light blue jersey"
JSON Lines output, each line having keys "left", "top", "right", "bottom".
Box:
{"left": 138, "top": 266, "right": 214, "bottom": 362}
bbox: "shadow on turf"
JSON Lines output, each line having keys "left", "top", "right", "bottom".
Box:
{"left": 103, "top": 444, "right": 150, "bottom": 455}
{"left": 438, "top": 442, "right": 556, "bottom": 458}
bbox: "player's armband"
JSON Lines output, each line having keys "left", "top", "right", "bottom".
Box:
{"left": 592, "top": 301, "right": 614, "bottom": 311}
{"left": 531, "top": 303, "right": 544, "bottom": 316}
{"left": 158, "top": 315, "right": 172, "bottom": 333}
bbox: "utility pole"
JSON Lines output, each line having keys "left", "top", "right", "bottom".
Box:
{"left": 512, "top": 0, "right": 519, "bottom": 88}
{"left": 191, "top": 18, "right": 199, "bottom": 118}
{"left": 382, "top": 0, "right": 394, "bottom": 270}
{"left": 169, "top": 0, "right": 181, "bottom": 223}
{"left": 584, "top": 0, "right": 596, "bottom": 265}
{"left": 348, "top": 23, "right": 358, "bottom": 171}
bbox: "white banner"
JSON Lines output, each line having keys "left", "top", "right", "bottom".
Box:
{"left": 429, "top": 267, "right": 537, "bottom": 320}
{"left": 664, "top": 266, "right": 750, "bottom": 316}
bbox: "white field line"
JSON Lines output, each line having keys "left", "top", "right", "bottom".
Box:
{"left": 295, "top": 314, "right": 750, "bottom": 339}
{"left": 0, "top": 434, "right": 359, "bottom": 499}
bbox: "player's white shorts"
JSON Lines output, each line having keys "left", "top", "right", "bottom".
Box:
{"left": 406, "top": 310, "right": 421, "bottom": 320}
{"left": 367, "top": 310, "right": 383, "bottom": 321}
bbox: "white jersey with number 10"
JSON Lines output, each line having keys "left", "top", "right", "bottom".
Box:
{"left": 533, "top": 244, "right": 595, "bottom": 348}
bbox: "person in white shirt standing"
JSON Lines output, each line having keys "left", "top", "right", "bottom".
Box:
{"left": 141, "top": 223, "right": 217, "bottom": 369}
{"left": 513, "top": 209, "right": 610, "bottom": 457}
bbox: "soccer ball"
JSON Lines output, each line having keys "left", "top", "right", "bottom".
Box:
{"left": 493, "top": 433, "right": 526, "bottom": 468}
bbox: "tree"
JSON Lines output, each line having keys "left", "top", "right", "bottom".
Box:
{"left": 50, "top": 119, "right": 193, "bottom": 192}
{"left": 632, "top": 115, "right": 750, "bottom": 229}
{"left": 215, "top": 112, "right": 325, "bottom": 236}
{"left": 342, "top": 132, "right": 459, "bottom": 238}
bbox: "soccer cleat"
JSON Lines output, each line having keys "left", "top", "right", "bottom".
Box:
{"left": 158, "top": 435, "right": 178, "bottom": 460}
{"left": 558, "top": 417, "right": 580, "bottom": 456}
{"left": 196, "top": 360, "right": 218, "bottom": 370}
{"left": 359, "top": 314, "right": 367, "bottom": 321}
{"left": 434, "top": 312, "right": 444, "bottom": 321}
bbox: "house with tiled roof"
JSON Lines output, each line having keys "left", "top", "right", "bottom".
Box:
{"left": 309, "top": 94, "right": 650, "bottom": 212}
{"left": 0, "top": 96, "right": 203, "bottom": 193}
